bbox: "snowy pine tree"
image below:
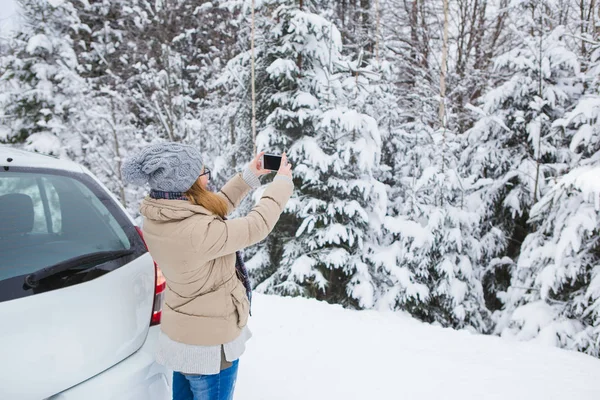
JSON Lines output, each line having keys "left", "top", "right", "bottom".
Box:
{"left": 68, "top": 0, "right": 144, "bottom": 208}
{"left": 235, "top": 2, "right": 386, "bottom": 308}
{"left": 461, "top": 7, "right": 581, "bottom": 312}
{"left": 498, "top": 41, "right": 600, "bottom": 356}
{"left": 372, "top": 116, "right": 491, "bottom": 331}
{"left": 361, "top": 0, "right": 490, "bottom": 331}
{"left": 0, "top": 0, "right": 86, "bottom": 157}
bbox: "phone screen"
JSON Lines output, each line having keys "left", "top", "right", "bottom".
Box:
{"left": 263, "top": 154, "right": 282, "bottom": 171}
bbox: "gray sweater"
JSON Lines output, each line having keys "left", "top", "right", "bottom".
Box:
{"left": 155, "top": 326, "right": 252, "bottom": 374}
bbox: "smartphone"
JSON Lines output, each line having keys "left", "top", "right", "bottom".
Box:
{"left": 261, "top": 154, "right": 282, "bottom": 171}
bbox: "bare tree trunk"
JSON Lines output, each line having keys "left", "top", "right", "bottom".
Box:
{"left": 101, "top": 20, "right": 126, "bottom": 206}
{"left": 110, "top": 97, "right": 126, "bottom": 207}
{"left": 455, "top": 0, "right": 468, "bottom": 76}
{"left": 592, "top": 1, "right": 600, "bottom": 36}
{"left": 473, "top": 0, "right": 489, "bottom": 67}
{"left": 486, "top": 2, "right": 509, "bottom": 61}
{"left": 410, "top": 0, "right": 419, "bottom": 65}
{"left": 374, "top": 0, "right": 381, "bottom": 62}
{"left": 419, "top": 0, "right": 430, "bottom": 69}
{"left": 533, "top": 11, "right": 543, "bottom": 204}
{"left": 297, "top": 0, "right": 304, "bottom": 73}
{"left": 590, "top": 0, "right": 598, "bottom": 37}
{"left": 405, "top": 0, "right": 422, "bottom": 87}
{"left": 581, "top": 0, "right": 588, "bottom": 56}
{"left": 163, "top": 47, "right": 176, "bottom": 141}
{"left": 439, "top": 0, "right": 449, "bottom": 178}
{"left": 455, "top": 0, "right": 489, "bottom": 131}
{"left": 439, "top": 0, "right": 449, "bottom": 128}
{"left": 250, "top": 0, "right": 257, "bottom": 155}
{"left": 360, "top": 0, "right": 372, "bottom": 55}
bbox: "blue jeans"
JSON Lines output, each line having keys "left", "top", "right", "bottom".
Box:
{"left": 172, "top": 360, "right": 239, "bottom": 400}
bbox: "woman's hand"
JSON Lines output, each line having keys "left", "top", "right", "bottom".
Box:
{"left": 249, "top": 152, "right": 271, "bottom": 177}
{"left": 277, "top": 152, "right": 293, "bottom": 178}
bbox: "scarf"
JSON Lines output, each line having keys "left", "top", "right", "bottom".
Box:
{"left": 149, "top": 190, "right": 253, "bottom": 313}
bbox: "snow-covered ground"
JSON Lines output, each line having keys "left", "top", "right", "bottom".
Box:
{"left": 238, "top": 294, "right": 600, "bottom": 400}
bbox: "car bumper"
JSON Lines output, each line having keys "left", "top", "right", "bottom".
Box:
{"left": 48, "top": 326, "right": 171, "bottom": 400}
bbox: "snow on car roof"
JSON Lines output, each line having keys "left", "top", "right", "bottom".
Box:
{"left": 0, "top": 145, "right": 84, "bottom": 173}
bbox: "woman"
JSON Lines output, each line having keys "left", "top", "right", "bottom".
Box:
{"left": 122, "top": 142, "right": 293, "bottom": 400}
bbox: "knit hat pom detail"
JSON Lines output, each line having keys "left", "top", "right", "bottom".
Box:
{"left": 122, "top": 154, "right": 150, "bottom": 186}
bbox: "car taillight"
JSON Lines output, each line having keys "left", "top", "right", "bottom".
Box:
{"left": 136, "top": 226, "right": 165, "bottom": 326}
{"left": 151, "top": 265, "right": 166, "bottom": 326}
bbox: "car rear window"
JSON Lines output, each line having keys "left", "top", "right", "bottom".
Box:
{"left": 0, "top": 168, "right": 146, "bottom": 302}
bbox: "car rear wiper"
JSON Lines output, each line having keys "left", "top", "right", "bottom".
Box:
{"left": 24, "top": 249, "right": 134, "bottom": 288}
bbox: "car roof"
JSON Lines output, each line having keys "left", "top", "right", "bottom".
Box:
{"left": 0, "top": 145, "right": 135, "bottom": 223}
{"left": 0, "top": 145, "right": 84, "bottom": 174}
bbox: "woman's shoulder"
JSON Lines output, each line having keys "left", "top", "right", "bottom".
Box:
{"left": 140, "top": 197, "right": 216, "bottom": 222}
{"left": 184, "top": 212, "right": 224, "bottom": 235}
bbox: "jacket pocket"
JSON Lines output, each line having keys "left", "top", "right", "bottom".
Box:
{"left": 231, "top": 285, "right": 249, "bottom": 328}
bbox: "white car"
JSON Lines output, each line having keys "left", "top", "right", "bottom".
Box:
{"left": 0, "top": 146, "right": 171, "bottom": 400}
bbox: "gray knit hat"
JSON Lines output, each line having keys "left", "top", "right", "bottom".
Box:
{"left": 122, "top": 142, "right": 204, "bottom": 192}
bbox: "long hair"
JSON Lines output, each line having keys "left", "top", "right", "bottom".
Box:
{"left": 185, "top": 180, "right": 228, "bottom": 218}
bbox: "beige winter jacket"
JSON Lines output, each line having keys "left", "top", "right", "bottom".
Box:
{"left": 140, "top": 173, "right": 293, "bottom": 346}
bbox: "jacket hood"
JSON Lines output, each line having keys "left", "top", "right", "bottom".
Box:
{"left": 140, "top": 198, "right": 211, "bottom": 222}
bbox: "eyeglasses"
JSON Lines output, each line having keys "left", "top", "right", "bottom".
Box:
{"left": 199, "top": 167, "right": 211, "bottom": 181}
